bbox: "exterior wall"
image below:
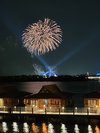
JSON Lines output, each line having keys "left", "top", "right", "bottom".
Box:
{"left": 84, "top": 98, "right": 100, "bottom": 108}
{"left": 24, "top": 98, "right": 67, "bottom": 111}
{"left": 0, "top": 98, "right": 4, "bottom": 107}
{"left": 0, "top": 98, "right": 19, "bottom": 107}
{"left": 47, "top": 99, "right": 61, "bottom": 108}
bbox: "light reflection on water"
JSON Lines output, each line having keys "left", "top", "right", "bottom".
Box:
{"left": 12, "top": 122, "right": 19, "bottom": 132}
{"left": 23, "top": 122, "right": 29, "bottom": 133}
{"left": 32, "top": 122, "right": 39, "bottom": 133}
{"left": 2, "top": 122, "right": 8, "bottom": 132}
{"left": 42, "top": 123, "right": 48, "bottom": 133}
{"left": 61, "top": 124, "right": 68, "bottom": 133}
{"left": 74, "top": 124, "right": 80, "bottom": 133}
{"left": 88, "top": 125, "right": 93, "bottom": 133}
{"left": 48, "top": 123, "right": 55, "bottom": 133}
{"left": 0, "top": 121, "right": 99, "bottom": 133}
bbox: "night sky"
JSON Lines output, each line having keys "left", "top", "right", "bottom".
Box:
{"left": 0, "top": 0, "right": 100, "bottom": 76}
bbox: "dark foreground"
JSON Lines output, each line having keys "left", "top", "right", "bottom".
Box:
{"left": 1, "top": 113, "right": 100, "bottom": 132}
{"left": 0, "top": 113, "right": 100, "bottom": 125}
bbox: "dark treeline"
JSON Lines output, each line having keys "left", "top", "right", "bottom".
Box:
{"left": 0, "top": 74, "right": 91, "bottom": 82}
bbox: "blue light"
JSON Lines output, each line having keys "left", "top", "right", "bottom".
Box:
{"left": 42, "top": 66, "right": 57, "bottom": 77}
{"left": 96, "top": 73, "right": 100, "bottom": 76}
{"left": 33, "top": 64, "right": 57, "bottom": 77}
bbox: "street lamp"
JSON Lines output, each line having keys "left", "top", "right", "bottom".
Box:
{"left": 32, "top": 105, "right": 34, "bottom": 114}
{"left": 62, "top": 107, "right": 64, "bottom": 112}
{"left": 14, "top": 106, "right": 16, "bottom": 112}
{"left": 87, "top": 107, "right": 90, "bottom": 114}
{"left": 44, "top": 104, "right": 46, "bottom": 114}
{"left": 75, "top": 107, "right": 77, "bottom": 114}
{"left": 3, "top": 106, "right": 5, "bottom": 112}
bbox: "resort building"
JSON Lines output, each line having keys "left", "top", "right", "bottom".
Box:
{"left": 24, "top": 84, "right": 74, "bottom": 112}
{"left": 1, "top": 82, "right": 100, "bottom": 112}
{"left": 84, "top": 89, "right": 100, "bottom": 108}
{"left": 0, "top": 90, "right": 31, "bottom": 107}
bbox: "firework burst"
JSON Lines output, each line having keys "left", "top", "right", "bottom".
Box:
{"left": 22, "top": 18, "right": 62, "bottom": 55}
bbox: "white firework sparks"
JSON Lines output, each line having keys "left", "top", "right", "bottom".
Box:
{"left": 22, "top": 18, "right": 62, "bottom": 55}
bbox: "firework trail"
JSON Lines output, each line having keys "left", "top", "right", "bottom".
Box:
{"left": 22, "top": 18, "right": 62, "bottom": 55}
{"left": 33, "top": 64, "right": 45, "bottom": 75}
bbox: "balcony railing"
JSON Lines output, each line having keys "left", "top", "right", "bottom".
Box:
{"left": 0, "top": 106, "right": 100, "bottom": 115}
